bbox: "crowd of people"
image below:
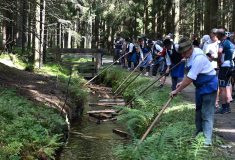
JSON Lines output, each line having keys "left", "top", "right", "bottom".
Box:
{"left": 113, "top": 28, "right": 235, "bottom": 146}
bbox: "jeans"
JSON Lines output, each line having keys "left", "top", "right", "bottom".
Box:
{"left": 171, "top": 77, "right": 183, "bottom": 91}
{"left": 195, "top": 92, "right": 216, "bottom": 145}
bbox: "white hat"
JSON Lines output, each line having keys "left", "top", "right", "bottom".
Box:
{"left": 201, "top": 35, "right": 210, "bottom": 43}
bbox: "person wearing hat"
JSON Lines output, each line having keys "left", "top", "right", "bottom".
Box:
{"left": 216, "top": 28, "right": 234, "bottom": 114}
{"left": 170, "top": 37, "right": 218, "bottom": 146}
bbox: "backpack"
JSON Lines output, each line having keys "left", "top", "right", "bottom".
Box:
{"left": 167, "top": 45, "right": 182, "bottom": 64}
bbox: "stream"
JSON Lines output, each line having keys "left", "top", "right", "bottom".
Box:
{"left": 59, "top": 85, "right": 128, "bottom": 160}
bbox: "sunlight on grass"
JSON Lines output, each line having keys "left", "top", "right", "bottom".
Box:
{"left": 0, "top": 53, "right": 26, "bottom": 69}
{"left": 40, "top": 64, "right": 69, "bottom": 77}
{"left": 165, "top": 103, "right": 195, "bottom": 113}
{"left": 62, "top": 57, "right": 92, "bottom": 63}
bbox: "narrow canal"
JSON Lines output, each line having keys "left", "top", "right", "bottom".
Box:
{"left": 60, "top": 84, "right": 128, "bottom": 160}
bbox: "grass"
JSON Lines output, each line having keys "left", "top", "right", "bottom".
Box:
{"left": 98, "top": 67, "right": 228, "bottom": 160}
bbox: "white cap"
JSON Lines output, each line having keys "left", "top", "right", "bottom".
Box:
{"left": 201, "top": 35, "right": 210, "bottom": 43}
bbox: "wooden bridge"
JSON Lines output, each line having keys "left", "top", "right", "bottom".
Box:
{"left": 48, "top": 48, "right": 104, "bottom": 78}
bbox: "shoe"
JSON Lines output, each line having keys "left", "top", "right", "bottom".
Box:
{"left": 144, "top": 72, "right": 149, "bottom": 76}
{"left": 217, "top": 104, "right": 231, "bottom": 114}
{"left": 157, "top": 84, "right": 164, "bottom": 89}
{"left": 224, "top": 106, "right": 231, "bottom": 114}
{"left": 215, "top": 107, "right": 222, "bottom": 114}
{"left": 204, "top": 143, "right": 212, "bottom": 148}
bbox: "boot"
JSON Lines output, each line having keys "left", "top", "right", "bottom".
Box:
{"left": 220, "top": 103, "right": 231, "bottom": 114}
{"left": 225, "top": 103, "right": 231, "bottom": 114}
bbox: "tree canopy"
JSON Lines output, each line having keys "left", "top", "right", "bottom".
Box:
{"left": 1, "top": 0, "right": 235, "bottom": 67}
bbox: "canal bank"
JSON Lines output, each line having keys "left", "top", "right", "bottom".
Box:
{"left": 60, "top": 84, "right": 129, "bottom": 160}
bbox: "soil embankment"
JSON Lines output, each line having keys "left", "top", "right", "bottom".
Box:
{"left": 0, "top": 62, "right": 84, "bottom": 120}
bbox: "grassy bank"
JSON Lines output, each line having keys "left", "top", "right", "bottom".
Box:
{"left": 0, "top": 87, "right": 66, "bottom": 159}
{"left": 98, "top": 66, "right": 226, "bottom": 160}
{"left": 0, "top": 53, "right": 88, "bottom": 159}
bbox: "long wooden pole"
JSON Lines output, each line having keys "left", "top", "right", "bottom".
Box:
{"left": 127, "top": 60, "right": 184, "bottom": 105}
{"left": 84, "top": 52, "right": 130, "bottom": 86}
{"left": 114, "top": 52, "right": 151, "bottom": 94}
{"left": 135, "top": 97, "right": 173, "bottom": 149}
{"left": 116, "top": 71, "right": 143, "bottom": 96}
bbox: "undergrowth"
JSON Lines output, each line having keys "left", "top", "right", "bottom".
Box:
{"left": 99, "top": 67, "right": 228, "bottom": 160}
{"left": 0, "top": 53, "right": 88, "bottom": 159}
{"left": 0, "top": 88, "right": 66, "bottom": 160}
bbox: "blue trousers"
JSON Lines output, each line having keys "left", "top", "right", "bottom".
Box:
{"left": 171, "top": 77, "right": 183, "bottom": 91}
{"left": 195, "top": 92, "right": 216, "bottom": 145}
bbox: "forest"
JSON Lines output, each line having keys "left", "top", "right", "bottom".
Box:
{"left": 1, "top": 0, "right": 235, "bottom": 159}
{"left": 1, "top": 0, "right": 235, "bottom": 68}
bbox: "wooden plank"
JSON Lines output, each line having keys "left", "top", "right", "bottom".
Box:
{"left": 99, "top": 99, "right": 124, "bottom": 102}
{"left": 91, "top": 90, "right": 113, "bottom": 94}
{"left": 112, "top": 129, "right": 130, "bottom": 138}
{"left": 87, "top": 109, "right": 117, "bottom": 114}
{"left": 88, "top": 113, "right": 113, "bottom": 120}
{"left": 89, "top": 102, "right": 125, "bottom": 107}
{"left": 99, "top": 113, "right": 113, "bottom": 118}
{"left": 100, "top": 117, "right": 117, "bottom": 122}
{"left": 87, "top": 84, "right": 112, "bottom": 92}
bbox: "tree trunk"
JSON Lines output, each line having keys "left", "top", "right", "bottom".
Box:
{"left": 156, "top": 1, "right": 164, "bottom": 35}
{"left": 43, "top": 24, "right": 48, "bottom": 62}
{"left": 22, "top": 0, "right": 28, "bottom": 54}
{"left": 143, "top": 0, "right": 149, "bottom": 35}
{"left": 232, "top": 0, "right": 235, "bottom": 32}
{"left": 174, "top": 0, "right": 180, "bottom": 42}
{"left": 39, "top": 0, "right": 45, "bottom": 67}
{"left": 34, "top": 0, "right": 41, "bottom": 68}
{"left": 204, "top": 0, "right": 210, "bottom": 34}
{"left": 57, "top": 23, "right": 61, "bottom": 48}
{"left": 151, "top": 0, "right": 157, "bottom": 35}
{"left": 27, "top": 1, "right": 32, "bottom": 54}
{"left": 2, "top": 12, "right": 7, "bottom": 50}
{"left": 194, "top": 0, "right": 201, "bottom": 35}
{"left": 67, "top": 26, "right": 71, "bottom": 48}
{"left": 16, "top": 0, "right": 22, "bottom": 48}
{"left": 93, "top": 15, "right": 99, "bottom": 48}
{"left": 165, "top": 0, "right": 173, "bottom": 34}
{"left": 209, "top": 0, "right": 218, "bottom": 29}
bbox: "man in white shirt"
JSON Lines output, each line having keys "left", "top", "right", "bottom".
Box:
{"left": 171, "top": 37, "right": 218, "bottom": 145}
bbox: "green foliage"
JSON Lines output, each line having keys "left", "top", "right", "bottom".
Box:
{"left": 118, "top": 108, "right": 153, "bottom": 138}
{"left": 0, "top": 88, "right": 66, "bottom": 159}
{"left": 0, "top": 53, "right": 27, "bottom": 70}
{"left": 101, "top": 68, "right": 227, "bottom": 160}
{"left": 39, "top": 62, "right": 88, "bottom": 105}
{"left": 24, "top": 63, "right": 34, "bottom": 72}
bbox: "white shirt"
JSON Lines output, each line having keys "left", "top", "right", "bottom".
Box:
{"left": 128, "top": 43, "right": 134, "bottom": 53}
{"left": 154, "top": 44, "right": 163, "bottom": 52}
{"left": 187, "top": 48, "right": 216, "bottom": 80}
{"left": 203, "top": 39, "right": 219, "bottom": 68}
{"left": 165, "top": 50, "right": 172, "bottom": 66}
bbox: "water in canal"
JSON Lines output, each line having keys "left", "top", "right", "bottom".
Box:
{"left": 60, "top": 87, "right": 128, "bottom": 160}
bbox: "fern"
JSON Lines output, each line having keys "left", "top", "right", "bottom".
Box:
{"left": 102, "top": 67, "right": 227, "bottom": 160}
{"left": 190, "top": 133, "right": 211, "bottom": 160}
